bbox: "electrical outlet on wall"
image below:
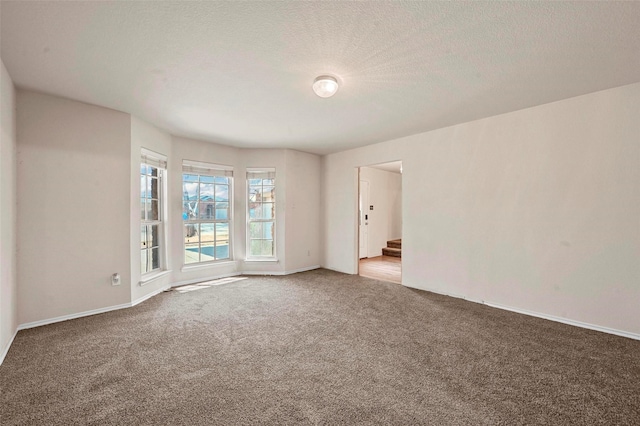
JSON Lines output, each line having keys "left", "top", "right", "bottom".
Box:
{"left": 111, "top": 273, "right": 121, "bottom": 286}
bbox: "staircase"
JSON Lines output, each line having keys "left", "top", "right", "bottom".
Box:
{"left": 382, "top": 239, "right": 401, "bottom": 258}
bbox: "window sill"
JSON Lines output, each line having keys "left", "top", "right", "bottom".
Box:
{"left": 244, "top": 258, "right": 279, "bottom": 263}
{"left": 181, "top": 260, "right": 237, "bottom": 272}
{"left": 139, "top": 270, "right": 172, "bottom": 287}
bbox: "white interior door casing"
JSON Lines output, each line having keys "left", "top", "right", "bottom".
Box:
{"left": 359, "top": 180, "right": 369, "bottom": 259}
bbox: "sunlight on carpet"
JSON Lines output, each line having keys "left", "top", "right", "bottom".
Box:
{"left": 172, "top": 276, "right": 248, "bottom": 293}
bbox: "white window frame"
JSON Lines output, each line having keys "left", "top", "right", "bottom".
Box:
{"left": 182, "top": 160, "right": 234, "bottom": 266}
{"left": 140, "top": 149, "right": 167, "bottom": 277}
{"left": 246, "top": 168, "right": 276, "bottom": 260}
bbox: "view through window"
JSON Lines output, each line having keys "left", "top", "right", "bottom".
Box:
{"left": 247, "top": 168, "right": 276, "bottom": 258}
{"left": 183, "top": 161, "right": 233, "bottom": 264}
{"left": 140, "top": 155, "right": 165, "bottom": 274}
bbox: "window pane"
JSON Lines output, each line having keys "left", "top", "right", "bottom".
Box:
{"left": 215, "top": 202, "right": 229, "bottom": 220}
{"left": 200, "top": 223, "right": 215, "bottom": 242}
{"left": 200, "top": 242, "right": 215, "bottom": 262}
{"left": 216, "top": 240, "right": 230, "bottom": 260}
{"left": 141, "top": 199, "right": 146, "bottom": 220}
{"left": 215, "top": 208, "right": 228, "bottom": 220}
{"left": 264, "top": 240, "right": 274, "bottom": 256}
{"left": 249, "top": 202, "right": 261, "bottom": 219}
{"left": 141, "top": 163, "right": 164, "bottom": 273}
{"left": 262, "top": 186, "right": 275, "bottom": 202}
{"left": 185, "top": 242, "right": 199, "bottom": 264}
{"left": 151, "top": 247, "right": 160, "bottom": 270}
{"left": 216, "top": 222, "right": 229, "bottom": 241}
{"left": 247, "top": 174, "right": 272, "bottom": 258}
{"left": 141, "top": 227, "right": 147, "bottom": 249}
{"left": 250, "top": 222, "right": 262, "bottom": 239}
{"left": 183, "top": 202, "right": 198, "bottom": 221}
{"left": 262, "top": 203, "right": 274, "bottom": 219}
{"left": 185, "top": 223, "right": 198, "bottom": 241}
{"left": 150, "top": 200, "right": 159, "bottom": 221}
{"left": 216, "top": 185, "right": 229, "bottom": 202}
{"left": 140, "top": 175, "right": 147, "bottom": 199}
{"left": 146, "top": 177, "right": 153, "bottom": 199}
{"left": 263, "top": 221, "right": 274, "bottom": 239}
{"left": 150, "top": 225, "right": 159, "bottom": 248}
{"left": 141, "top": 249, "right": 149, "bottom": 273}
{"left": 150, "top": 176, "right": 159, "bottom": 198}
{"left": 183, "top": 181, "right": 198, "bottom": 202}
{"left": 252, "top": 186, "right": 264, "bottom": 201}
{"left": 200, "top": 183, "right": 214, "bottom": 201}
{"left": 250, "top": 239, "right": 273, "bottom": 257}
{"left": 182, "top": 172, "right": 233, "bottom": 265}
{"left": 249, "top": 240, "right": 262, "bottom": 257}
{"left": 199, "top": 202, "right": 215, "bottom": 219}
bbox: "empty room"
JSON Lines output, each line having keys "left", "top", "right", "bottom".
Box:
{"left": 1, "top": 1, "right": 639, "bottom": 424}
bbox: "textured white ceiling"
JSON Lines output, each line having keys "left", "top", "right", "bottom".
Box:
{"left": 2, "top": 1, "right": 639, "bottom": 155}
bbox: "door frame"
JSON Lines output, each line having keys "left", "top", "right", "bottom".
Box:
{"left": 355, "top": 162, "right": 403, "bottom": 281}
{"left": 358, "top": 179, "right": 370, "bottom": 259}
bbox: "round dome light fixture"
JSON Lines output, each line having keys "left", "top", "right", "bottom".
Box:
{"left": 313, "top": 75, "right": 339, "bottom": 98}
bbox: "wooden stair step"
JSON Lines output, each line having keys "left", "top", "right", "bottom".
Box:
{"left": 387, "top": 239, "right": 402, "bottom": 249}
{"left": 382, "top": 247, "right": 402, "bottom": 258}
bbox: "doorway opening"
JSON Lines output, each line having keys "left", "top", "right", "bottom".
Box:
{"left": 357, "top": 161, "right": 402, "bottom": 284}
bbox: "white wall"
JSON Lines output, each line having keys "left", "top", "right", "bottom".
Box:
{"left": 284, "top": 149, "right": 321, "bottom": 272}
{"left": 323, "top": 82, "right": 640, "bottom": 337}
{"left": 17, "top": 91, "right": 132, "bottom": 325}
{"left": 130, "top": 116, "right": 173, "bottom": 302}
{"left": 0, "top": 60, "right": 17, "bottom": 363}
{"left": 359, "top": 166, "right": 402, "bottom": 257}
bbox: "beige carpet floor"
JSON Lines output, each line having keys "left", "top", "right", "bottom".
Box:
{"left": 1, "top": 269, "right": 639, "bottom": 425}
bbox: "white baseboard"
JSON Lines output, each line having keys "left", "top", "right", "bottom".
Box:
{"left": 241, "top": 271, "right": 284, "bottom": 276}
{"left": 132, "top": 284, "right": 171, "bottom": 306}
{"left": 17, "top": 302, "right": 132, "bottom": 331}
{"left": 2, "top": 267, "right": 322, "bottom": 363}
{"left": 485, "top": 301, "right": 640, "bottom": 341}
{"left": 242, "top": 265, "right": 320, "bottom": 276}
{"left": 5, "top": 270, "right": 637, "bottom": 366}
{"left": 16, "top": 284, "right": 172, "bottom": 334}
{"left": 0, "top": 329, "right": 19, "bottom": 366}
{"left": 403, "top": 282, "right": 640, "bottom": 341}
{"left": 12, "top": 267, "right": 319, "bottom": 334}
{"left": 285, "top": 265, "right": 321, "bottom": 274}
{"left": 171, "top": 272, "right": 242, "bottom": 288}
{"left": 402, "top": 282, "right": 485, "bottom": 304}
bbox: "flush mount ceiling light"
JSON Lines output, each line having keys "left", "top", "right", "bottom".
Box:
{"left": 312, "top": 75, "right": 339, "bottom": 98}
